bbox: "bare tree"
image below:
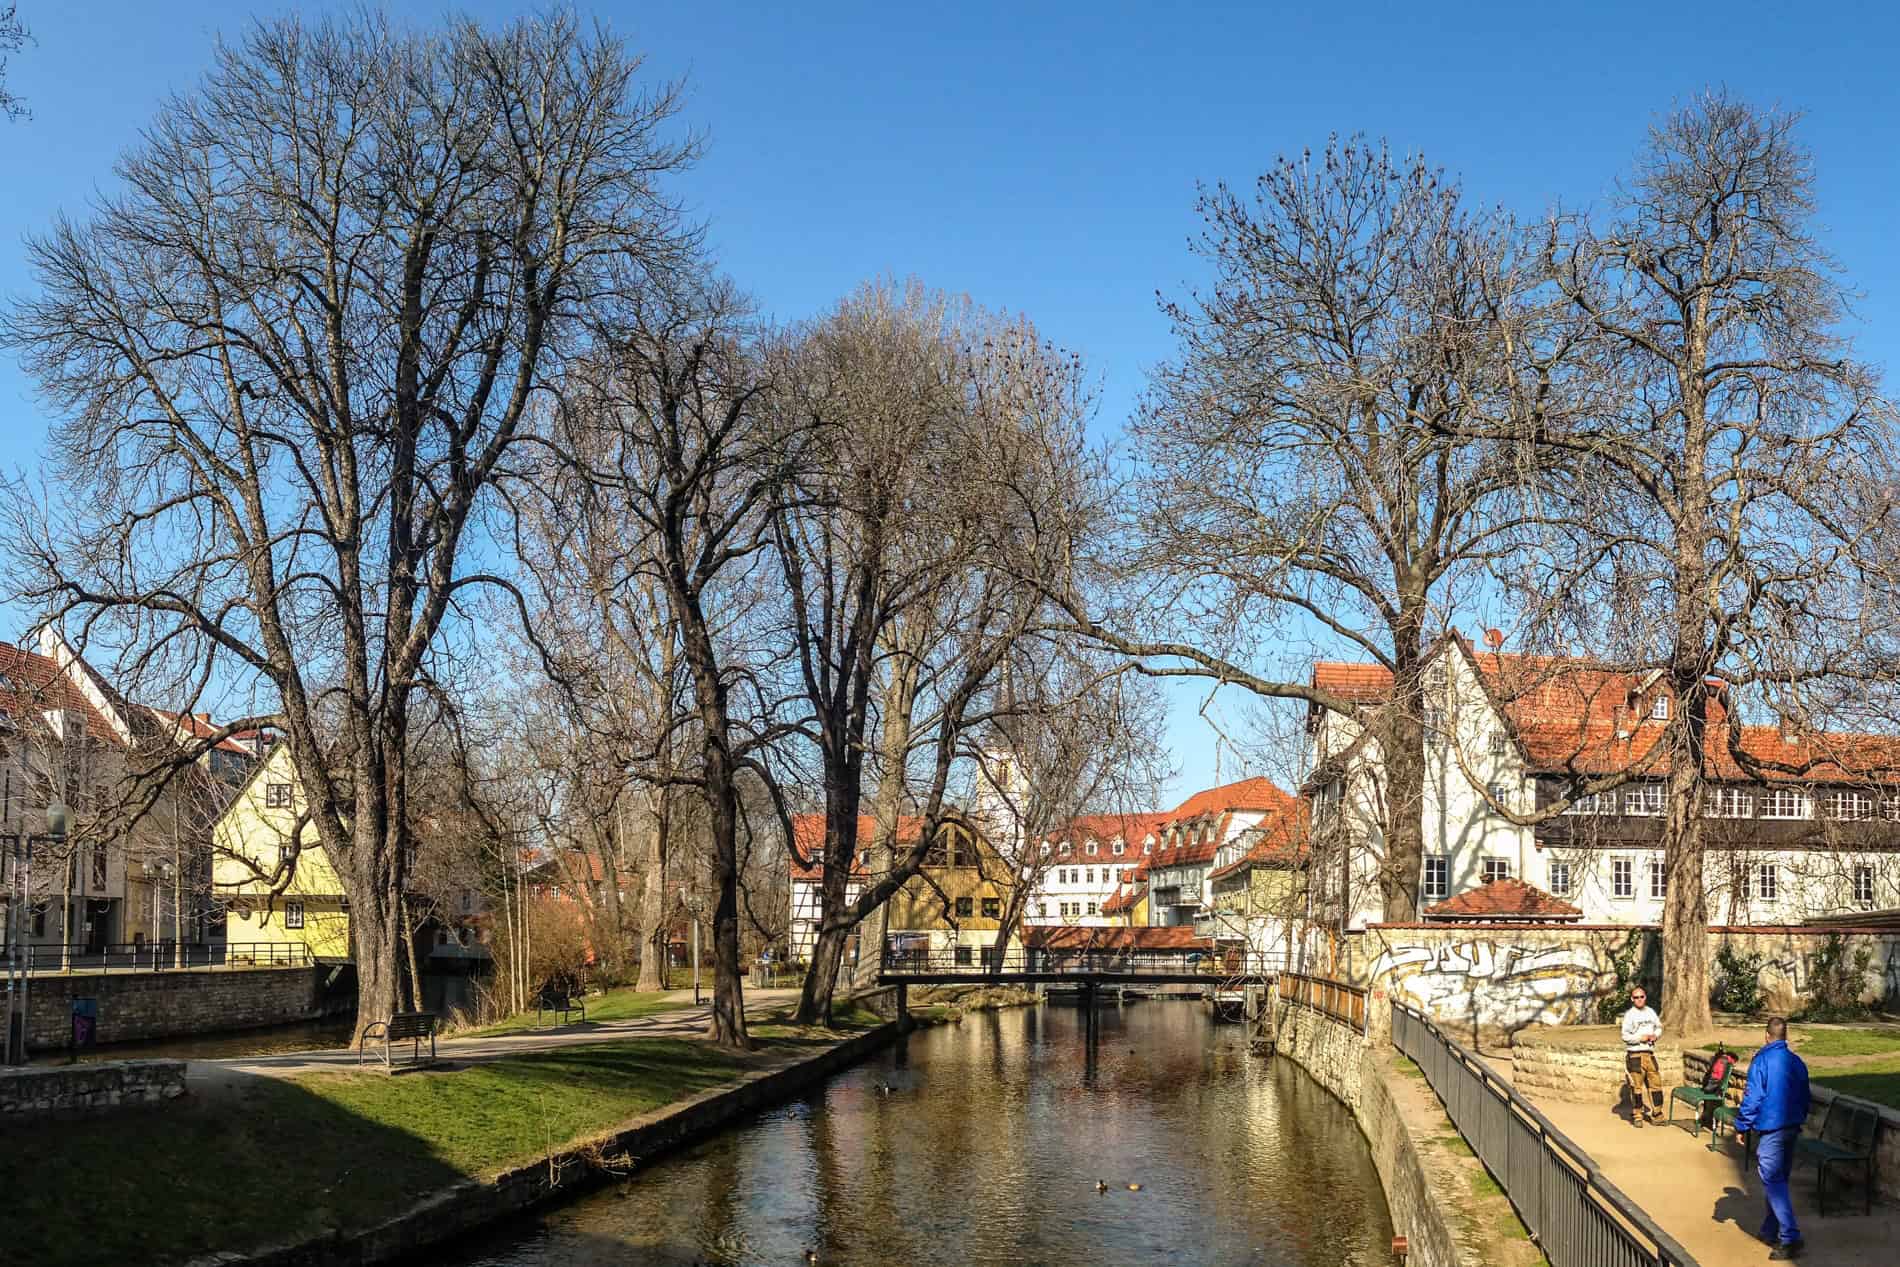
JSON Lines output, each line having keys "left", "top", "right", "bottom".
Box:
{"left": 1525, "top": 94, "right": 1900, "bottom": 1033}
{"left": 0, "top": 4, "right": 28, "bottom": 122}
{"left": 0, "top": 10, "right": 697, "bottom": 1038}
{"left": 1067, "top": 139, "right": 1563, "bottom": 922}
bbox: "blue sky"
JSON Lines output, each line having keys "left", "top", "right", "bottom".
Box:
{"left": 4, "top": 1, "right": 1900, "bottom": 803}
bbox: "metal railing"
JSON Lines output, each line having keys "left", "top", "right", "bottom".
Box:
{"left": 1279, "top": 970, "right": 1368, "bottom": 1030}
{"left": 1392, "top": 1003, "right": 1700, "bottom": 1267}
{"left": 879, "top": 944, "right": 1285, "bottom": 979}
{"left": 2, "top": 942, "right": 314, "bottom": 973}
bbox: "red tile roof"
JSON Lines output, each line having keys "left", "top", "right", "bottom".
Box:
{"left": 149, "top": 708, "right": 261, "bottom": 756}
{"left": 1209, "top": 801, "right": 1310, "bottom": 882}
{"left": 0, "top": 641, "right": 123, "bottom": 747}
{"left": 1021, "top": 924, "right": 1211, "bottom": 951}
{"left": 788, "top": 812, "right": 926, "bottom": 882}
{"left": 1312, "top": 661, "right": 1397, "bottom": 704}
{"left": 1424, "top": 877, "right": 1583, "bottom": 922}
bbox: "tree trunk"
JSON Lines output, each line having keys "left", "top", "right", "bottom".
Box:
{"left": 799, "top": 923, "right": 851, "bottom": 1021}
{"left": 635, "top": 796, "right": 669, "bottom": 991}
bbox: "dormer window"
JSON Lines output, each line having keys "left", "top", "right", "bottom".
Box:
{"left": 1059, "top": 842, "right": 1072, "bottom": 857}
{"left": 1650, "top": 696, "right": 1669, "bottom": 721}
{"left": 1112, "top": 840, "right": 1125, "bottom": 856}
{"left": 1085, "top": 841, "right": 1098, "bottom": 856}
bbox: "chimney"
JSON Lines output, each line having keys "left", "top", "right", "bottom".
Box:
{"left": 1483, "top": 628, "right": 1504, "bottom": 651}
{"left": 1778, "top": 714, "right": 1798, "bottom": 744}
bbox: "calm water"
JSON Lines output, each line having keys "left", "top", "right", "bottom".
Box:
{"left": 432, "top": 1002, "right": 1396, "bottom": 1267}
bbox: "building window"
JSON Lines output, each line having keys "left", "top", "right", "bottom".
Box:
{"left": 30, "top": 902, "right": 46, "bottom": 937}
{"left": 1624, "top": 784, "right": 1663, "bottom": 817}
{"left": 1086, "top": 902, "right": 1098, "bottom": 916}
{"left": 1650, "top": 696, "right": 1669, "bottom": 721}
{"left": 1565, "top": 790, "right": 1616, "bottom": 816}
{"left": 284, "top": 900, "right": 305, "bottom": 930}
{"left": 1486, "top": 782, "right": 1513, "bottom": 813}
{"left": 91, "top": 847, "right": 107, "bottom": 890}
{"left": 1884, "top": 795, "right": 1900, "bottom": 823}
{"left": 1854, "top": 865, "right": 1875, "bottom": 908}
{"left": 1086, "top": 841, "right": 1098, "bottom": 856}
{"left": 1612, "top": 858, "right": 1633, "bottom": 900}
{"left": 264, "top": 782, "right": 293, "bottom": 809}
{"left": 1142, "top": 841, "right": 1151, "bottom": 855}
{"left": 1648, "top": 860, "right": 1666, "bottom": 900}
{"left": 954, "top": 896, "right": 973, "bottom": 918}
{"left": 1548, "top": 862, "right": 1573, "bottom": 897}
{"left": 1059, "top": 842, "right": 1072, "bottom": 857}
{"left": 1481, "top": 857, "right": 1511, "bottom": 885}
{"left": 954, "top": 945, "right": 972, "bottom": 966}
{"left": 981, "top": 897, "right": 1000, "bottom": 919}
{"left": 1035, "top": 902, "right": 1047, "bottom": 918}
{"left": 1113, "top": 840, "right": 1125, "bottom": 856}
{"left": 460, "top": 890, "right": 473, "bottom": 914}
{"left": 1085, "top": 869, "right": 1095, "bottom": 885}
{"left": 1703, "top": 787, "right": 1753, "bottom": 819}
{"left": 1761, "top": 788, "right": 1812, "bottom": 820}
{"left": 1825, "top": 790, "right": 1873, "bottom": 822}
{"left": 1488, "top": 730, "right": 1509, "bottom": 757}
{"left": 1756, "top": 864, "right": 1778, "bottom": 902}
{"left": 1422, "top": 856, "right": 1449, "bottom": 902}
{"left": 1423, "top": 706, "right": 1444, "bottom": 744}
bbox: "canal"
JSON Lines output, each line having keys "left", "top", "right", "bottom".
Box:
{"left": 432, "top": 1000, "right": 1396, "bottom": 1266}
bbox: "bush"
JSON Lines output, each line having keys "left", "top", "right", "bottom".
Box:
{"left": 1796, "top": 932, "right": 1874, "bottom": 1022}
{"left": 1710, "top": 943, "right": 1765, "bottom": 1015}
{"left": 1596, "top": 936, "right": 1654, "bottom": 1023}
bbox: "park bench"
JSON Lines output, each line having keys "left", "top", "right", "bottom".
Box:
{"left": 1795, "top": 1095, "right": 1880, "bottom": 1216}
{"left": 536, "top": 984, "right": 586, "bottom": 1025}
{"left": 1669, "top": 1052, "right": 1738, "bottom": 1136}
{"left": 357, "top": 1011, "right": 438, "bottom": 1069}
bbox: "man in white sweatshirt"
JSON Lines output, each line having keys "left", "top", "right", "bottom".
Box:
{"left": 1620, "top": 986, "right": 1665, "bottom": 1125}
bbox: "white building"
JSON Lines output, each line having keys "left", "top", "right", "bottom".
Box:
{"left": 1023, "top": 813, "right": 1158, "bottom": 927}
{"left": 1306, "top": 632, "right": 1900, "bottom": 930}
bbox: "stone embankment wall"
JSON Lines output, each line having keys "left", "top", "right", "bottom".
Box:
{"left": 0, "top": 1059, "right": 186, "bottom": 1117}
{"left": 1347, "top": 923, "right": 1900, "bottom": 1040}
{"left": 1270, "top": 997, "right": 1478, "bottom": 1267}
{"left": 21, "top": 965, "right": 349, "bottom": 1050}
{"left": 1512, "top": 1034, "right": 1685, "bottom": 1108}
{"left": 1683, "top": 1047, "right": 1900, "bottom": 1206}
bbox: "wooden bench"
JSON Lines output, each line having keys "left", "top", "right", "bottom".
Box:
{"left": 357, "top": 1011, "right": 438, "bottom": 1069}
{"left": 1795, "top": 1096, "right": 1880, "bottom": 1216}
{"left": 1669, "top": 1056, "right": 1738, "bottom": 1136}
{"left": 536, "top": 985, "right": 586, "bottom": 1025}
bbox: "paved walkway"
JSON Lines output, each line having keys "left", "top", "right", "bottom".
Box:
{"left": 1529, "top": 1092, "right": 1899, "bottom": 1265}
{"left": 187, "top": 987, "right": 804, "bottom": 1088}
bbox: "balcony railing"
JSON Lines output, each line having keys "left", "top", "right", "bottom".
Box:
{"left": 1, "top": 942, "right": 315, "bottom": 973}
{"left": 1279, "top": 970, "right": 1368, "bottom": 1030}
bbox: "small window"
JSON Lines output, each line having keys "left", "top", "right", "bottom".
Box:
{"left": 1423, "top": 705, "right": 1445, "bottom": 743}
{"left": 1142, "top": 841, "right": 1151, "bottom": 855}
{"left": 460, "top": 890, "right": 473, "bottom": 914}
{"left": 1112, "top": 840, "right": 1126, "bottom": 856}
{"left": 1647, "top": 860, "right": 1666, "bottom": 900}
{"left": 1825, "top": 790, "right": 1873, "bottom": 822}
{"left": 954, "top": 896, "right": 973, "bottom": 919}
{"left": 1650, "top": 696, "right": 1669, "bottom": 721}
{"left": 1756, "top": 863, "right": 1778, "bottom": 902}
{"left": 1035, "top": 902, "right": 1047, "bottom": 918}
{"left": 858, "top": 849, "right": 870, "bottom": 866}
{"left": 30, "top": 902, "right": 47, "bottom": 937}
{"left": 1086, "top": 902, "right": 1098, "bottom": 915}
{"left": 264, "top": 782, "right": 293, "bottom": 809}
{"left": 1761, "top": 788, "right": 1812, "bottom": 821}
{"left": 1884, "top": 795, "right": 1900, "bottom": 823}
{"left": 1085, "top": 868, "right": 1095, "bottom": 884}
{"left": 953, "top": 945, "right": 972, "bottom": 966}
{"left": 1422, "top": 856, "right": 1450, "bottom": 902}
{"left": 1487, "top": 730, "right": 1509, "bottom": 758}
{"left": 1059, "top": 842, "right": 1072, "bottom": 857}
{"left": 1481, "top": 857, "right": 1511, "bottom": 885}
{"left": 1085, "top": 841, "right": 1098, "bottom": 856}
{"left": 284, "top": 900, "right": 305, "bottom": 930}
{"left": 1486, "top": 782, "right": 1513, "bottom": 813}
{"left": 1547, "top": 861, "right": 1573, "bottom": 897}
{"left": 1624, "top": 784, "right": 1663, "bottom": 817}
{"left": 981, "top": 897, "right": 1000, "bottom": 919}
{"left": 91, "top": 847, "right": 107, "bottom": 890}
{"left": 1854, "top": 865, "right": 1875, "bottom": 908}
{"left": 1612, "top": 858, "right": 1633, "bottom": 900}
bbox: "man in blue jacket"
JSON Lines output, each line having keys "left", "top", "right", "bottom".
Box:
{"left": 1735, "top": 1016, "right": 1812, "bottom": 1260}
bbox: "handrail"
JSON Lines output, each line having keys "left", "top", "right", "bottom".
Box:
{"left": 878, "top": 942, "right": 1285, "bottom": 979}
{"left": 1278, "top": 970, "right": 1368, "bottom": 1030}
{"left": 3, "top": 942, "right": 314, "bottom": 973}
{"left": 1392, "top": 1002, "right": 1700, "bottom": 1267}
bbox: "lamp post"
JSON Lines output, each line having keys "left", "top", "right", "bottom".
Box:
{"left": 5, "top": 801, "right": 70, "bottom": 1065}
{"left": 678, "top": 884, "right": 702, "bottom": 1007}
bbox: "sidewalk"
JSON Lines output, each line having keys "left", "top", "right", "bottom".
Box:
{"left": 1528, "top": 1092, "right": 1899, "bottom": 1265}
{"left": 188, "top": 986, "right": 803, "bottom": 1087}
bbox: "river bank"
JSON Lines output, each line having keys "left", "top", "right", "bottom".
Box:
{"left": 0, "top": 1007, "right": 899, "bottom": 1267}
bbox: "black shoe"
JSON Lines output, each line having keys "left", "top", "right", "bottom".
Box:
{"left": 1768, "top": 1241, "right": 1804, "bottom": 1261}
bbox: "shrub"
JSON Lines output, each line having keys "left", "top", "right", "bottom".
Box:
{"left": 1796, "top": 932, "right": 1874, "bottom": 1022}
{"left": 1596, "top": 936, "right": 1654, "bottom": 1023}
{"left": 1710, "top": 943, "right": 1766, "bottom": 1015}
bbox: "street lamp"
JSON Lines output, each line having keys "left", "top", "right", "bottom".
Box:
{"left": 678, "top": 884, "right": 703, "bottom": 1007}
{"left": 5, "top": 800, "right": 70, "bottom": 1065}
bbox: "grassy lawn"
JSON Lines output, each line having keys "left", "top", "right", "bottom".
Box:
{"left": 458, "top": 986, "right": 695, "bottom": 1037}
{"left": 1793, "top": 1027, "right": 1900, "bottom": 1059}
{"left": 1813, "top": 1054, "right": 1900, "bottom": 1111}
{"left": 0, "top": 1037, "right": 754, "bottom": 1267}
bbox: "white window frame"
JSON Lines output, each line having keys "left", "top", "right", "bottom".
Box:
{"left": 1825, "top": 790, "right": 1873, "bottom": 822}
{"left": 1761, "top": 788, "right": 1812, "bottom": 821}
{"left": 1884, "top": 795, "right": 1900, "bottom": 823}
{"left": 1486, "top": 782, "right": 1513, "bottom": 813}
{"left": 1113, "top": 840, "right": 1125, "bottom": 856}
{"left": 1703, "top": 787, "right": 1754, "bottom": 819}
{"left": 1488, "top": 730, "right": 1509, "bottom": 757}
{"left": 1611, "top": 858, "right": 1634, "bottom": 900}
{"left": 1650, "top": 696, "right": 1669, "bottom": 721}
{"left": 1422, "top": 856, "right": 1450, "bottom": 902}
{"left": 284, "top": 899, "right": 305, "bottom": 930}
{"left": 1481, "top": 856, "right": 1511, "bottom": 885}
{"left": 1085, "top": 841, "right": 1099, "bottom": 856}
{"left": 1755, "top": 863, "right": 1778, "bottom": 902}
{"left": 1647, "top": 859, "right": 1666, "bottom": 900}
{"left": 1547, "top": 861, "right": 1573, "bottom": 897}
{"left": 1624, "top": 784, "right": 1663, "bottom": 817}
{"left": 1854, "top": 865, "right": 1876, "bottom": 908}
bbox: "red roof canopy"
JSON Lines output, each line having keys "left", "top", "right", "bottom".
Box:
{"left": 1424, "top": 877, "right": 1582, "bottom": 922}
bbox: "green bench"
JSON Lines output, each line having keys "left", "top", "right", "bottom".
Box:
{"left": 1794, "top": 1096, "right": 1879, "bottom": 1216}
{"left": 1669, "top": 1055, "right": 1737, "bottom": 1137}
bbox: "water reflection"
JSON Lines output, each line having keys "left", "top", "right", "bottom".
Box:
{"left": 436, "top": 1001, "right": 1395, "bottom": 1266}
{"left": 34, "top": 1015, "right": 357, "bottom": 1065}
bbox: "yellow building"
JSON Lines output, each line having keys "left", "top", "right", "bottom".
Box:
{"left": 1205, "top": 801, "right": 1310, "bottom": 959}
{"left": 211, "top": 745, "right": 351, "bottom": 960}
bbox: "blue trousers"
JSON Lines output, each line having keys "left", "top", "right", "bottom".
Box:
{"left": 1755, "top": 1125, "right": 1801, "bottom": 1245}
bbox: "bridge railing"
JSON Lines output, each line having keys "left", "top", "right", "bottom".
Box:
{"left": 878, "top": 943, "right": 1284, "bottom": 978}
{"left": 3, "top": 942, "right": 315, "bottom": 974}
{"left": 1392, "top": 1003, "right": 1701, "bottom": 1267}
{"left": 1278, "top": 970, "right": 1368, "bottom": 1030}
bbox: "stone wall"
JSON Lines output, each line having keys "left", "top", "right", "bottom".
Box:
{"left": 20, "top": 965, "right": 349, "bottom": 1051}
{"left": 1684, "top": 1047, "right": 1900, "bottom": 1207}
{"left": 1512, "top": 1033, "right": 1685, "bottom": 1108}
{"left": 1349, "top": 923, "right": 1900, "bottom": 1040}
{"left": 0, "top": 1059, "right": 186, "bottom": 1117}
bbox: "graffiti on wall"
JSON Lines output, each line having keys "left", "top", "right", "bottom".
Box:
{"left": 1368, "top": 938, "right": 1610, "bottom": 1032}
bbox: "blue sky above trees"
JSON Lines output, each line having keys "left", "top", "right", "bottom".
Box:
{"left": 4, "top": 0, "right": 1900, "bottom": 801}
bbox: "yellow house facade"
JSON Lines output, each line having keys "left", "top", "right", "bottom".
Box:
{"left": 211, "top": 746, "right": 351, "bottom": 960}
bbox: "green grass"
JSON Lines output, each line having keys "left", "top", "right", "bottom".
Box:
{"left": 1394, "top": 1055, "right": 1427, "bottom": 1080}
{"left": 1794, "top": 1028, "right": 1900, "bottom": 1059}
{"left": 459, "top": 987, "right": 695, "bottom": 1037}
{"left": 1813, "top": 1055, "right": 1900, "bottom": 1110}
{"left": 0, "top": 1036, "right": 752, "bottom": 1267}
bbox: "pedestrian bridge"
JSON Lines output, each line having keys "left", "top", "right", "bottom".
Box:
{"left": 876, "top": 945, "right": 1283, "bottom": 987}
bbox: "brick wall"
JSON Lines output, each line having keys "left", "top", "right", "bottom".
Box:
{"left": 0, "top": 1059, "right": 186, "bottom": 1117}
{"left": 19, "top": 965, "right": 348, "bottom": 1050}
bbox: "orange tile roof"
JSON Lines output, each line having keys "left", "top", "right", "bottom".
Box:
{"left": 1021, "top": 924, "right": 1211, "bottom": 951}
{"left": 788, "top": 812, "right": 926, "bottom": 882}
{"left": 0, "top": 641, "right": 122, "bottom": 747}
{"left": 1209, "top": 801, "right": 1310, "bottom": 882}
{"left": 149, "top": 707, "right": 261, "bottom": 756}
{"left": 1424, "top": 877, "right": 1582, "bottom": 922}
{"left": 1312, "top": 661, "right": 1397, "bottom": 704}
